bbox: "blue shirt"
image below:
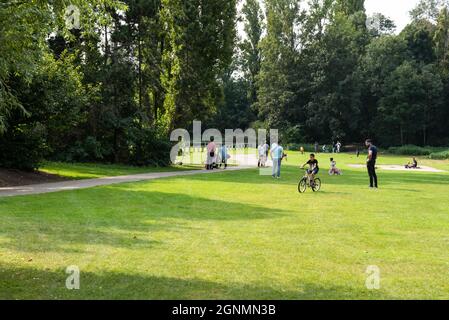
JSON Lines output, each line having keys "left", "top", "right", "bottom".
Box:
{"left": 220, "top": 146, "right": 228, "bottom": 159}
{"left": 272, "top": 146, "right": 284, "bottom": 159}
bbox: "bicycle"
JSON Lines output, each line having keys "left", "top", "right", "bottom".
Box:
{"left": 298, "top": 169, "right": 321, "bottom": 193}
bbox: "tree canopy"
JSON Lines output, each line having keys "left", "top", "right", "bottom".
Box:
{"left": 1, "top": 0, "right": 449, "bottom": 170}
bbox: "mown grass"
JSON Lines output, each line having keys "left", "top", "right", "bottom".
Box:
{"left": 1, "top": 153, "right": 448, "bottom": 299}
{"left": 39, "top": 161, "right": 202, "bottom": 180}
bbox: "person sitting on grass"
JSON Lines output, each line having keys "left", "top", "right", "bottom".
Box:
{"left": 329, "top": 158, "right": 342, "bottom": 175}
{"left": 405, "top": 157, "right": 418, "bottom": 169}
{"left": 301, "top": 154, "right": 319, "bottom": 186}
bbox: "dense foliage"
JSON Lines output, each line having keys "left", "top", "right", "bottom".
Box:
{"left": 0, "top": 0, "right": 236, "bottom": 169}
{"left": 1, "top": 0, "right": 449, "bottom": 170}
{"left": 253, "top": 0, "right": 449, "bottom": 146}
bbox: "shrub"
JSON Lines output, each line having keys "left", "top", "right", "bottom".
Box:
{"left": 127, "top": 127, "right": 172, "bottom": 167}
{"left": 388, "top": 145, "right": 433, "bottom": 156}
{"left": 429, "top": 150, "right": 449, "bottom": 160}
{"left": 61, "top": 136, "right": 110, "bottom": 162}
{"left": 0, "top": 123, "right": 48, "bottom": 171}
{"left": 286, "top": 143, "right": 315, "bottom": 152}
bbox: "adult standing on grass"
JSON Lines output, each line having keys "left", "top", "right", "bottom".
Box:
{"left": 206, "top": 137, "right": 216, "bottom": 170}
{"left": 270, "top": 143, "right": 284, "bottom": 179}
{"left": 366, "top": 139, "right": 378, "bottom": 189}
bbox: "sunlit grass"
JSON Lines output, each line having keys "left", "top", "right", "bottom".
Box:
{"left": 1, "top": 152, "right": 448, "bottom": 299}
{"left": 40, "top": 161, "right": 202, "bottom": 180}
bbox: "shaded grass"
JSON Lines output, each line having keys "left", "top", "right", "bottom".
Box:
{"left": 1, "top": 153, "right": 448, "bottom": 299}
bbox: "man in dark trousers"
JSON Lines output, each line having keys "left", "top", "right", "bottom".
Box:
{"left": 365, "top": 139, "right": 378, "bottom": 189}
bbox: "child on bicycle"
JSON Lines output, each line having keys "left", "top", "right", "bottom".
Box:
{"left": 301, "top": 154, "right": 319, "bottom": 185}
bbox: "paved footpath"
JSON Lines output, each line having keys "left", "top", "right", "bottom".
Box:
{"left": 0, "top": 166, "right": 252, "bottom": 198}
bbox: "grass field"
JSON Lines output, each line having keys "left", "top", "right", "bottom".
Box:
{"left": 1, "top": 152, "right": 449, "bottom": 299}
{"left": 40, "top": 161, "right": 202, "bottom": 180}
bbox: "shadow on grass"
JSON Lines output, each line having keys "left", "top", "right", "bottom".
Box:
{"left": 0, "top": 263, "right": 394, "bottom": 300}
{"left": 0, "top": 187, "right": 287, "bottom": 254}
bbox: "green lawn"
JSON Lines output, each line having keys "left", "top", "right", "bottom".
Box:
{"left": 40, "top": 161, "right": 201, "bottom": 179}
{"left": 1, "top": 153, "right": 449, "bottom": 299}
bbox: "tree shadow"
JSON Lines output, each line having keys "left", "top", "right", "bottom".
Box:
{"left": 0, "top": 187, "right": 287, "bottom": 255}
{"left": 0, "top": 263, "right": 396, "bottom": 300}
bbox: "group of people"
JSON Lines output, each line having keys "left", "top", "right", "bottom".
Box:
{"left": 205, "top": 137, "right": 231, "bottom": 170}
{"left": 206, "top": 137, "right": 380, "bottom": 189}
{"left": 314, "top": 141, "right": 342, "bottom": 154}
{"left": 299, "top": 139, "right": 379, "bottom": 189}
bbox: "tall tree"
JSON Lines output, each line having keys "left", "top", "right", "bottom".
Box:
{"left": 257, "top": 0, "right": 303, "bottom": 131}
{"left": 160, "top": 0, "right": 237, "bottom": 131}
{"left": 239, "top": 0, "right": 265, "bottom": 106}
{"left": 0, "top": 0, "right": 125, "bottom": 133}
{"left": 434, "top": 6, "right": 449, "bottom": 73}
{"left": 336, "top": 0, "right": 365, "bottom": 16}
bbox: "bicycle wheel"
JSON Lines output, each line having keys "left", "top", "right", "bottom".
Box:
{"left": 312, "top": 178, "right": 321, "bottom": 192}
{"left": 298, "top": 178, "right": 307, "bottom": 193}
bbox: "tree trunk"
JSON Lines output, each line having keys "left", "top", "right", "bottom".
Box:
{"left": 423, "top": 125, "right": 427, "bottom": 146}
{"left": 138, "top": 23, "right": 143, "bottom": 111}
{"left": 104, "top": 25, "right": 109, "bottom": 65}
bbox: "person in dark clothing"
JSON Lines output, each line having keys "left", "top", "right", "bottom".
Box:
{"left": 365, "top": 139, "right": 378, "bottom": 189}
{"left": 301, "top": 154, "right": 319, "bottom": 186}
{"left": 405, "top": 157, "right": 418, "bottom": 169}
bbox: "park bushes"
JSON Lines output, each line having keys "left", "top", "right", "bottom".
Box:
{"left": 429, "top": 150, "right": 449, "bottom": 159}
{"left": 127, "top": 127, "right": 172, "bottom": 167}
{"left": 0, "top": 123, "right": 48, "bottom": 171}
{"left": 388, "top": 145, "right": 433, "bottom": 156}
{"left": 388, "top": 145, "right": 449, "bottom": 159}
{"left": 286, "top": 143, "right": 316, "bottom": 152}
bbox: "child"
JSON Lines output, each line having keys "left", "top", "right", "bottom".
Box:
{"left": 219, "top": 144, "right": 229, "bottom": 169}
{"left": 258, "top": 144, "right": 266, "bottom": 167}
{"left": 301, "top": 154, "right": 319, "bottom": 185}
{"left": 329, "top": 158, "right": 342, "bottom": 175}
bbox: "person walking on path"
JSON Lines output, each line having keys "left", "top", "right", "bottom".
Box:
{"left": 206, "top": 137, "right": 217, "bottom": 170}
{"left": 219, "top": 144, "right": 229, "bottom": 169}
{"left": 365, "top": 139, "right": 378, "bottom": 189}
{"left": 270, "top": 143, "right": 284, "bottom": 179}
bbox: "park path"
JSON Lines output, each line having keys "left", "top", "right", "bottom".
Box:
{"left": 0, "top": 166, "right": 253, "bottom": 198}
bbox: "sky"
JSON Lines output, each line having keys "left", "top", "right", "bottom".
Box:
{"left": 238, "top": 0, "right": 421, "bottom": 36}
{"left": 364, "top": 0, "right": 419, "bottom": 32}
